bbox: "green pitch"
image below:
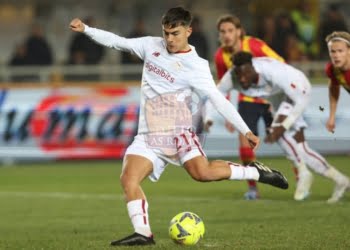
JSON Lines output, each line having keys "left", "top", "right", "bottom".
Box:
{"left": 0, "top": 156, "right": 349, "bottom": 249}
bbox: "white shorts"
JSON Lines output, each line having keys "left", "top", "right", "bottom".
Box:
{"left": 124, "top": 130, "right": 206, "bottom": 182}
{"left": 273, "top": 101, "right": 307, "bottom": 137}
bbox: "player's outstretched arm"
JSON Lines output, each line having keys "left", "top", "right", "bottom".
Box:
{"left": 205, "top": 87, "right": 259, "bottom": 150}
{"left": 326, "top": 83, "right": 340, "bottom": 133}
{"left": 70, "top": 18, "right": 85, "bottom": 33}
{"left": 245, "top": 131, "right": 260, "bottom": 150}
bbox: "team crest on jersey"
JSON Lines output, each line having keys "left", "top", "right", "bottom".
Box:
{"left": 152, "top": 51, "right": 160, "bottom": 57}
{"left": 175, "top": 61, "right": 182, "bottom": 70}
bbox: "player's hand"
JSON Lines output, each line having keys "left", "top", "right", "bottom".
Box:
{"left": 326, "top": 117, "right": 335, "bottom": 133}
{"left": 70, "top": 18, "right": 85, "bottom": 32}
{"left": 204, "top": 120, "right": 213, "bottom": 132}
{"left": 224, "top": 120, "right": 235, "bottom": 133}
{"left": 264, "top": 125, "right": 285, "bottom": 143}
{"left": 245, "top": 131, "right": 260, "bottom": 150}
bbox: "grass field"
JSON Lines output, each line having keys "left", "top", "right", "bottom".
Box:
{"left": 0, "top": 156, "right": 349, "bottom": 250}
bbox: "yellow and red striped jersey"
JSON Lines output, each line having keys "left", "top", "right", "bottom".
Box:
{"left": 325, "top": 62, "right": 350, "bottom": 93}
{"left": 214, "top": 36, "right": 284, "bottom": 103}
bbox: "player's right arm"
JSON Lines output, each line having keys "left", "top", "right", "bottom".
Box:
{"left": 69, "top": 18, "right": 146, "bottom": 59}
{"left": 70, "top": 18, "right": 85, "bottom": 32}
{"left": 327, "top": 81, "right": 340, "bottom": 133}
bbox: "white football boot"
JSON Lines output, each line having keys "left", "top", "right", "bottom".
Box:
{"left": 325, "top": 167, "right": 350, "bottom": 204}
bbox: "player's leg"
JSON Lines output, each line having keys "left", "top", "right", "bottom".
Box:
{"left": 237, "top": 101, "right": 262, "bottom": 199}
{"left": 272, "top": 103, "right": 313, "bottom": 200}
{"left": 265, "top": 103, "right": 300, "bottom": 184}
{"left": 278, "top": 131, "right": 313, "bottom": 200}
{"left": 111, "top": 136, "right": 159, "bottom": 246}
{"left": 183, "top": 155, "right": 288, "bottom": 189}
{"left": 239, "top": 133, "right": 260, "bottom": 199}
{"left": 176, "top": 129, "right": 288, "bottom": 188}
{"left": 294, "top": 130, "right": 350, "bottom": 203}
{"left": 111, "top": 154, "right": 156, "bottom": 246}
{"left": 273, "top": 101, "right": 349, "bottom": 202}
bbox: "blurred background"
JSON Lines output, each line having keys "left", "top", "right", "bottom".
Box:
{"left": 0, "top": 0, "right": 349, "bottom": 163}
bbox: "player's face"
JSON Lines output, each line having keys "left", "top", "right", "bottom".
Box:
{"left": 328, "top": 40, "right": 350, "bottom": 70}
{"left": 218, "top": 22, "right": 241, "bottom": 48}
{"left": 163, "top": 25, "right": 192, "bottom": 53}
{"left": 234, "top": 64, "right": 256, "bottom": 90}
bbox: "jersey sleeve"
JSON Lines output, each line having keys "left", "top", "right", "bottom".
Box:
{"left": 248, "top": 37, "right": 285, "bottom": 62}
{"left": 216, "top": 69, "right": 234, "bottom": 93}
{"left": 84, "top": 25, "right": 148, "bottom": 60}
{"left": 325, "top": 62, "right": 339, "bottom": 86}
{"left": 268, "top": 62, "right": 310, "bottom": 130}
{"left": 192, "top": 63, "right": 250, "bottom": 135}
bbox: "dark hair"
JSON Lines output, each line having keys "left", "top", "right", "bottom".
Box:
{"left": 161, "top": 7, "right": 192, "bottom": 28}
{"left": 232, "top": 51, "right": 253, "bottom": 67}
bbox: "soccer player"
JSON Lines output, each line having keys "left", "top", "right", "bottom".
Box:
{"left": 213, "top": 14, "right": 285, "bottom": 200}
{"left": 325, "top": 31, "right": 350, "bottom": 133}
{"left": 70, "top": 7, "right": 288, "bottom": 247}
{"left": 207, "top": 51, "right": 350, "bottom": 203}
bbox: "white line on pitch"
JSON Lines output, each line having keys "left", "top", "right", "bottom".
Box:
{"left": 0, "top": 191, "right": 335, "bottom": 204}
{"left": 0, "top": 191, "right": 123, "bottom": 200}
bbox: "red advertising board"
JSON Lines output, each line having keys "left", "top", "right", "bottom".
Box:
{"left": 0, "top": 86, "right": 139, "bottom": 160}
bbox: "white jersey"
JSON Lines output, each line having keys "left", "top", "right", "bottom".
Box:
{"left": 217, "top": 57, "right": 311, "bottom": 128}
{"left": 84, "top": 26, "right": 250, "bottom": 136}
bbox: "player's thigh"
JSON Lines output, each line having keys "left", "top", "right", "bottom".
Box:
{"left": 121, "top": 135, "right": 158, "bottom": 184}
{"left": 183, "top": 155, "right": 209, "bottom": 179}
{"left": 121, "top": 154, "right": 154, "bottom": 184}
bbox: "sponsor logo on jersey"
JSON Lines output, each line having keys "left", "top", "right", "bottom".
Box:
{"left": 145, "top": 61, "right": 175, "bottom": 83}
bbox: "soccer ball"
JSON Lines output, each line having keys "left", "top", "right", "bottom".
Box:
{"left": 168, "top": 211, "right": 205, "bottom": 246}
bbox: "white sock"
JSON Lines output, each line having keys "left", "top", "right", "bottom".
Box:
{"left": 324, "top": 167, "right": 349, "bottom": 184}
{"left": 127, "top": 199, "right": 152, "bottom": 237}
{"left": 228, "top": 162, "right": 259, "bottom": 181}
{"left": 297, "top": 142, "right": 329, "bottom": 175}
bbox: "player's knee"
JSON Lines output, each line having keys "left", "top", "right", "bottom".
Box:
{"left": 120, "top": 171, "right": 135, "bottom": 189}
{"left": 119, "top": 173, "right": 128, "bottom": 188}
{"left": 184, "top": 157, "right": 212, "bottom": 182}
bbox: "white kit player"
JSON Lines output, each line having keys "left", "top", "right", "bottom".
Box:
{"left": 206, "top": 51, "right": 349, "bottom": 203}
{"left": 69, "top": 7, "right": 288, "bottom": 247}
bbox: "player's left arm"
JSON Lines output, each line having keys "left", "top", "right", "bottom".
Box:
{"left": 207, "top": 87, "right": 259, "bottom": 149}
{"left": 265, "top": 70, "right": 310, "bottom": 143}
{"left": 204, "top": 69, "right": 235, "bottom": 132}
{"left": 327, "top": 81, "right": 340, "bottom": 133}
{"left": 193, "top": 65, "right": 259, "bottom": 150}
